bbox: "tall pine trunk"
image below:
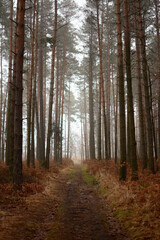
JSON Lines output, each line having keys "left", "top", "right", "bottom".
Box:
{"left": 89, "top": 14, "right": 95, "bottom": 160}
{"left": 154, "top": 0, "right": 160, "bottom": 159}
{"left": 115, "top": 0, "right": 127, "bottom": 180}
{"left": 45, "top": 0, "right": 57, "bottom": 168}
{"left": 27, "top": 0, "right": 36, "bottom": 167}
{"left": 133, "top": 0, "right": 147, "bottom": 169}
{"left": 13, "top": 0, "right": 25, "bottom": 186}
{"left": 136, "top": 0, "right": 155, "bottom": 173}
{"left": 123, "top": 0, "right": 138, "bottom": 180}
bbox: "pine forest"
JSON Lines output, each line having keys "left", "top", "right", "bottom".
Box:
{"left": 0, "top": 0, "right": 160, "bottom": 239}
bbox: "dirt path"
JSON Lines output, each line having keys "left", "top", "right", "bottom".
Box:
{"left": 0, "top": 165, "right": 130, "bottom": 240}
{"left": 46, "top": 165, "right": 129, "bottom": 240}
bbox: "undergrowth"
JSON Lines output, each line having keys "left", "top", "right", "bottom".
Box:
{"left": 0, "top": 158, "right": 73, "bottom": 240}
{"left": 82, "top": 167, "right": 97, "bottom": 185}
{"left": 84, "top": 159, "right": 160, "bottom": 240}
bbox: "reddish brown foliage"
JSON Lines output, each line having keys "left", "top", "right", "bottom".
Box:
{"left": 84, "top": 160, "right": 160, "bottom": 240}
{"left": 0, "top": 159, "right": 73, "bottom": 240}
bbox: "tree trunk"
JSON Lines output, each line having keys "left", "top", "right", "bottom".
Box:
{"left": 45, "top": 0, "right": 57, "bottom": 168}
{"left": 38, "top": 0, "right": 45, "bottom": 167}
{"left": 6, "top": 0, "right": 14, "bottom": 176}
{"left": 133, "top": 0, "right": 147, "bottom": 169}
{"left": 67, "top": 81, "right": 71, "bottom": 159}
{"left": 88, "top": 13, "right": 96, "bottom": 160}
{"left": 27, "top": 0, "right": 36, "bottom": 168}
{"left": 154, "top": 0, "right": 160, "bottom": 159}
{"left": 31, "top": 0, "right": 39, "bottom": 168}
{"left": 96, "top": 0, "right": 108, "bottom": 160}
{"left": 123, "top": 0, "right": 138, "bottom": 180}
{"left": 115, "top": 0, "right": 127, "bottom": 180}
{"left": 136, "top": 0, "right": 155, "bottom": 173}
{"left": 59, "top": 34, "right": 66, "bottom": 164}
{"left": 13, "top": 0, "right": 25, "bottom": 186}
{"left": 54, "top": 50, "right": 59, "bottom": 162}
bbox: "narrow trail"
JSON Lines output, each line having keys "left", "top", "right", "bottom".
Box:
{"left": 46, "top": 165, "right": 129, "bottom": 240}
{"left": 0, "top": 165, "right": 130, "bottom": 240}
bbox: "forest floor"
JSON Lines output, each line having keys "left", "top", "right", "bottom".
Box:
{"left": 0, "top": 161, "right": 129, "bottom": 240}
{"left": 0, "top": 160, "right": 160, "bottom": 240}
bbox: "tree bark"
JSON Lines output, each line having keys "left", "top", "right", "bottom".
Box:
{"left": 154, "top": 0, "right": 160, "bottom": 159}
{"left": 96, "top": 0, "right": 108, "bottom": 160}
{"left": 133, "top": 0, "right": 147, "bottom": 169}
{"left": 88, "top": 13, "right": 96, "bottom": 160}
{"left": 115, "top": 0, "right": 127, "bottom": 180}
{"left": 45, "top": 0, "right": 57, "bottom": 168}
{"left": 13, "top": 0, "right": 25, "bottom": 186}
{"left": 123, "top": 0, "right": 138, "bottom": 180}
{"left": 31, "top": 0, "right": 39, "bottom": 168}
{"left": 27, "top": 0, "right": 36, "bottom": 168}
{"left": 136, "top": 0, "right": 155, "bottom": 173}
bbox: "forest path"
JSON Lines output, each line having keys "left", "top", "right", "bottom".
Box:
{"left": 45, "top": 165, "right": 129, "bottom": 240}
{"left": 0, "top": 164, "right": 130, "bottom": 240}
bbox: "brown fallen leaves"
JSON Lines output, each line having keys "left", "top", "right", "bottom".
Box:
{"left": 0, "top": 159, "right": 73, "bottom": 240}
{"left": 84, "top": 159, "right": 160, "bottom": 240}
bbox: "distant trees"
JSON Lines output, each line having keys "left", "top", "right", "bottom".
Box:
{"left": 80, "top": 0, "right": 160, "bottom": 180}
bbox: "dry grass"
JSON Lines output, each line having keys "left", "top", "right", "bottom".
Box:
{"left": 84, "top": 160, "right": 160, "bottom": 240}
{"left": 0, "top": 159, "right": 73, "bottom": 240}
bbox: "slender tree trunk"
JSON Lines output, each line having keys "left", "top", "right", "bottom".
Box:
{"left": 89, "top": 14, "right": 96, "bottom": 160}
{"left": 27, "top": 0, "right": 36, "bottom": 167}
{"left": 96, "top": 0, "right": 108, "bottom": 160}
{"left": 6, "top": 0, "right": 14, "bottom": 174}
{"left": 67, "top": 81, "right": 71, "bottom": 159}
{"left": 115, "top": 0, "right": 127, "bottom": 180}
{"left": 31, "top": 0, "right": 38, "bottom": 168}
{"left": 13, "top": 0, "right": 25, "bottom": 186}
{"left": 59, "top": 34, "right": 66, "bottom": 164}
{"left": 123, "top": 0, "right": 138, "bottom": 180}
{"left": 2, "top": 97, "right": 6, "bottom": 162}
{"left": 133, "top": 0, "right": 147, "bottom": 169}
{"left": 154, "top": 0, "right": 160, "bottom": 158}
{"left": 136, "top": 0, "right": 155, "bottom": 173}
{"left": 54, "top": 50, "right": 59, "bottom": 162}
{"left": 38, "top": 0, "right": 45, "bottom": 167}
{"left": 148, "top": 67, "right": 157, "bottom": 160}
{"left": 0, "top": 38, "right": 3, "bottom": 161}
{"left": 84, "top": 82, "right": 88, "bottom": 159}
{"left": 45, "top": 0, "right": 57, "bottom": 168}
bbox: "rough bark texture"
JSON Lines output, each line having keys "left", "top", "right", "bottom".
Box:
{"left": 96, "top": 0, "right": 108, "bottom": 160}
{"left": 88, "top": 16, "right": 96, "bottom": 160}
{"left": 115, "top": 0, "right": 127, "bottom": 180}
{"left": 54, "top": 51, "right": 59, "bottom": 162}
{"left": 136, "top": 0, "right": 155, "bottom": 173}
{"left": 27, "top": 0, "right": 36, "bottom": 168}
{"left": 154, "top": 0, "right": 160, "bottom": 158}
{"left": 13, "top": 0, "right": 25, "bottom": 186}
{"left": 133, "top": 0, "right": 147, "bottom": 169}
{"left": 123, "top": 0, "right": 138, "bottom": 180}
{"left": 45, "top": 0, "right": 57, "bottom": 168}
{"left": 38, "top": 0, "right": 45, "bottom": 167}
{"left": 6, "top": 0, "right": 14, "bottom": 175}
{"left": 31, "top": 0, "right": 39, "bottom": 168}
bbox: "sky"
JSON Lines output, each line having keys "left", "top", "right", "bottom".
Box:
{"left": 75, "top": 0, "right": 86, "bottom": 7}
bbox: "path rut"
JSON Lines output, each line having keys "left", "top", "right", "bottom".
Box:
{"left": 48, "top": 166, "right": 129, "bottom": 240}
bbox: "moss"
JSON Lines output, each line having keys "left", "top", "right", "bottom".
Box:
{"left": 124, "top": 220, "right": 132, "bottom": 229}
{"left": 69, "top": 168, "right": 76, "bottom": 182}
{"left": 99, "top": 186, "right": 110, "bottom": 197}
{"left": 115, "top": 208, "right": 133, "bottom": 220}
{"left": 81, "top": 168, "right": 98, "bottom": 185}
{"left": 138, "top": 184, "right": 147, "bottom": 188}
{"left": 47, "top": 203, "right": 65, "bottom": 240}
